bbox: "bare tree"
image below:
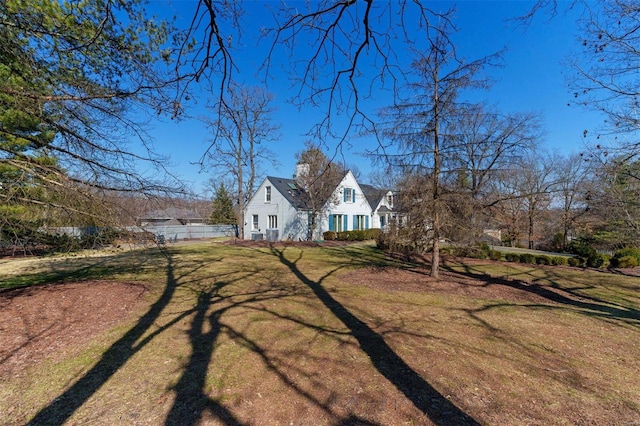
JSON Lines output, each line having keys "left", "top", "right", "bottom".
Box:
{"left": 294, "top": 141, "right": 346, "bottom": 240}
{"left": 203, "top": 84, "right": 279, "bottom": 239}
{"left": 442, "top": 105, "right": 540, "bottom": 240}
{"left": 487, "top": 173, "right": 528, "bottom": 247}
{"left": 550, "top": 153, "right": 594, "bottom": 249}
{"left": 447, "top": 106, "right": 540, "bottom": 198}
{"left": 519, "top": 0, "right": 640, "bottom": 248}
{"left": 180, "top": 2, "right": 467, "bottom": 146}
{"left": 489, "top": 151, "right": 559, "bottom": 249}
{"left": 571, "top": 0, "right": 640, "bottom": 142}
{"left": 377, "top": 16, "right": 500, "bottom": 279}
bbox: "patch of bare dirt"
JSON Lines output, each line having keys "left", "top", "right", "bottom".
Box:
{"left": 0, "top": 281, "right": 148, "bottom": 379}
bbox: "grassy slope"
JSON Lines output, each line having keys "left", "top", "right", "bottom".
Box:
{"left": 1, "top": 242, "right": 639, "bottom": 425}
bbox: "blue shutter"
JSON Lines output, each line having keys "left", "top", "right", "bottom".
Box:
{"left": 328, "top": 214, "right": 335, "bottom": 231}
{"left": 365, "top": 215, "right": 369, "bottom": 229}
{"left": 353, "top": 215, "right": 357, "bottom": 229}
{"left": 343, "top": 215, "right": 348, "bottom": 231}
{"left": 343, "top": 189, "right": 347, "bottom": 202}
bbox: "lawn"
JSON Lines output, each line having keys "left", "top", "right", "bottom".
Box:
{"left": 1, "top": 241, "right": 639, "bottom": 425}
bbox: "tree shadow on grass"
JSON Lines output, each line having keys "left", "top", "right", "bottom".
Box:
{"left": 270, "top": 246, "right": 480, "bottom": 426}
{"left": 165, "top": 264, "right": 381, "bottom": 426}
{"left": 443, "top": 261, "right": 640, "bottom": 326}
{"left": 24, "top": 244, "right": 384, "bottom": 425}
{"left": 27, "top": 252, "right": 215, "bottom": 425}
{"left": 164, "top": 285, "right": 242, "bottom": 426}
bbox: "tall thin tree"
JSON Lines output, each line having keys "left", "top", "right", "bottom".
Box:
{"left": 379, "top": 19, "right": 499, "bottom": 278}
{"left": 204, "top": 85, "right": 279, "bottom": 239}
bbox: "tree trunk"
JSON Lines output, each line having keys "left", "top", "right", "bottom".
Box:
{"left": 431, "top": 210, "right": 440, "bottom": 279}
{"left": 236, "top": 133, "right": 244, "bottom": 239}
{"left": 431, "top": 60, "right": 441, "bottom": 280}
{"left": 528, "top": 210, "right": 534, "bottom": 250}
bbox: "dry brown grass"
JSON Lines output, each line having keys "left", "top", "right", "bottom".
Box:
{"left": 1, "top": 242, "right": 639, "bottom": 425}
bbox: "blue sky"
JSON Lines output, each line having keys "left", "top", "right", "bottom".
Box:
{"left": 145, "top": 1, "right": 604, "bottom": 197}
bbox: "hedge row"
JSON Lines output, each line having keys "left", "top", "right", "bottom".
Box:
{"left": 443, "top": 247, "right": 575, "bottom": 267}
{"left": 502, "top": 252, "right": 572, "bottom": 266}
{"left": 490, "top": 251, "right": 633, "bottom": 269}
{"left": 376, "top": 236, "right": 639, "bottom": 270}
{"left": 323, "top": 228, "right": 381, "bottom": 241}
{"left": 441, "top": 243, "right": 613, "bottom": 268}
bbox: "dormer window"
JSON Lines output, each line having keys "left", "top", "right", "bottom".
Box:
{"left": 343, "top": 188, "right": 355, "bottom": 203}
{"left": 265, "top": 186, "right": 271, "bottom": 203}
{"left": 387, "top": 193, "right": 393, "bottom": 207}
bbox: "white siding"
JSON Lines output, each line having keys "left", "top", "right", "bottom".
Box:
{"left": 319, "top": 171, "right": 373, "bottom": 236}
{"left": 371, "top": 190, "right": 394, "bottom": 229}
{"left": 244, "top": 178, "right": 309, "bottom": 241}
{"left": 245, "top": 171, "right": 386, "bottom": 241}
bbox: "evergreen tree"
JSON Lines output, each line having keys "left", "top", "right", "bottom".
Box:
{"left": 208, "top": 184, "right": 236, "bottom": 225}
{"left": 1, "top": 0, "right": 179, "bottom": 243}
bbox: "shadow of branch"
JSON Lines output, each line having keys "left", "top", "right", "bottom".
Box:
{"left": 27, "top": 253, "right": 210, "bottom": 425}
{"left": 270, "top": 245, "right": 480, "bottom": 426}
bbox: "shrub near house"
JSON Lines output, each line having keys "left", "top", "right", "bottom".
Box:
{"left": 323, "top": 229, "right": 381, "bottom": 241}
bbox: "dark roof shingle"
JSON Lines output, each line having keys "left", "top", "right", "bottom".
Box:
{"left": 267, "top": 176, "right": 310, "bottom": 210}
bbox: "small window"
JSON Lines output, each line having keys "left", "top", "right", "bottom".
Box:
{"left": 268, "top": 215, "right": 277, "bottom": 229}
{"left": 265, "top": 186, "right": 271, "bottom": 203}
{"left": 387, "top": 193, "right": 393, "bottom": 207}
{"left": 343, "top": 188, "right": 355, "bottom": 203}
{"left": 252, "top": 214, "right": 259, "bottom": 231}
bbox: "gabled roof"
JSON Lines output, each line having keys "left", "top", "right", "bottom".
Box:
{"left": 359, "top": 184, "right": 389, "bottom": 210}
{"left": 263, "top": 173, "right": 388, "bottom": 213}
{"left": 266, "top": 176, "right": 310, "bottom": 210}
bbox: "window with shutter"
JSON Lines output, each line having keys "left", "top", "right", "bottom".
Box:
{"left": 343, "top": 188, "right": 355, "bottom": 203}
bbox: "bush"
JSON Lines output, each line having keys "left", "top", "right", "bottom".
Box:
{"left": 551, "top": 256, "right": 568, "bottom": 266}
{"left": 535, "top": 255, "right": 551, "bottom": 265}
{"left": 323, "top": 231, "right": 336, "bottom": 241}
{"left": 439, "top": 246, "right": 454, "bottom": 255}
{"left": 364, "top": 228, "right": 381, "bottom": 240}
{"left": 610, "top": 247, "right": 640, "bottom": 268}
{"left": 568, "top": 238, "right": 597, "bottom": 259}
{"left": 489, "top": 250, "right": 502, "bottom": 261}
{"left": 567, "top": 257, "right": 584, "bottom": 267}
{"left": 505, "top": 253, "right": 520, "bottom": 262}
{"left": 519, "top": 253, "right": 536, "bottom": 264}
{"left": 465, "top": 247, "right": 486, "bottom": 259}
{"left": 587, "top": 253, "right": 610, "bottom": 268}
{"left": 614, "top": 255, "right": 639, "bottom": 269}
{"left": 331, "top": 229, "right": 382, "bottom": 242}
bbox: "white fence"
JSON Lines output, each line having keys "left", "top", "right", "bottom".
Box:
{"left": 140, "top": 225, "right": 237, "bottom": 241}
{"left": 48, "top": 225, "right": 237, "bottom": 241}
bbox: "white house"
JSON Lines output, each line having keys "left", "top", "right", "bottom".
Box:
{"left": 359, "top": 184, "right": 394, "bottom": 229}
{"left": 244, "top": 169, "right": 394, "bottom": 241}
{"left": 318, "top": 170, "right": 372, "bottom": 237}
{"left": 244, "top": 176, "right": 310, "bottom": 241}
